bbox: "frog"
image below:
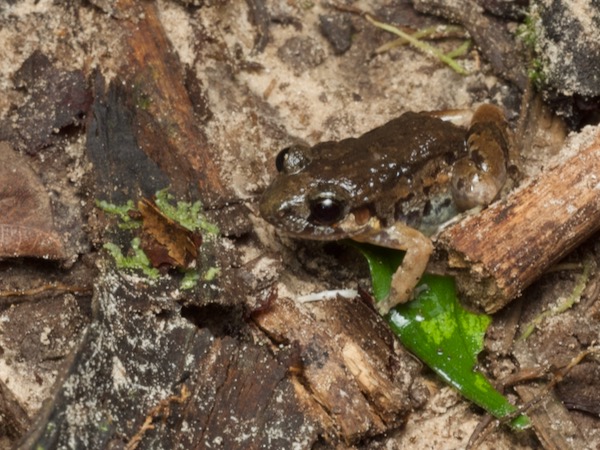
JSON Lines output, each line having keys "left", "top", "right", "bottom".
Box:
{"left": 259, "top": 104, "right": 511, "bottom": 315}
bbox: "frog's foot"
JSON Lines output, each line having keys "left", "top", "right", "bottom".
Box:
{"left": 451, "top": 104, "right": 510, "bottom": 211}
{"left": 352, "top": 223, "right": 433, "bottom": 316}
{"left": 374, "top": 262, "right": 425, "bottom": 315}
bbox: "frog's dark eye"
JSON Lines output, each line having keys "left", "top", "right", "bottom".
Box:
{"left": 275, "top": 145, "right": 311, "bottom": 174}
{"left": 275, "top": 147, "right": 290, "bottom": 172}
{"left": 309, "top": 194, "right": 346, "bottom": 225}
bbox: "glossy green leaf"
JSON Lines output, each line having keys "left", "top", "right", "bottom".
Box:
{"left": 352, "top": 242, "right": 530, "bottom": 430}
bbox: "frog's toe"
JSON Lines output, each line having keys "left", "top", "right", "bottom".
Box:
{"left": 375, "top": 287, "right": 413, "bottom": 316}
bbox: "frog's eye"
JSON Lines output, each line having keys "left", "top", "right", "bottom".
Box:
{"left": 275, "top": 145, "right": 311, "bottom": 174}
{"left": 309, "top": 194, "right": 346, "bottom": 225}
{"left": 275, "top": 147, "right": 290, "bottom": 172}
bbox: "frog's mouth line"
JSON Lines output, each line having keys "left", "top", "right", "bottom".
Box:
{"left": 276, "top": 212, "right": 378, "bottom": 241}
{"left": 280, "top": 216, "right": 340, "bottom": 239}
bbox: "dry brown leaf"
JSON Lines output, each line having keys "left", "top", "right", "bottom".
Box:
{"left": 138, "top": 198, "right": 202, "bottom": 270}
{"left": 0, "top": 142, "right": 65, "bottom": 259}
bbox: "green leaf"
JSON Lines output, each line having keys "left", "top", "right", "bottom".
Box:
{"left": 350, "top": 242, "right": 405, "bottom": 301}
{"left": 352, "top": 242, "right": 530, "bottom": 430}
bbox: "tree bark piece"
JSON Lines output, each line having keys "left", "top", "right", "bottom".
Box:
{"left": 438, "top": 128, "right": 600, "bottom": 313}
{"left": 116, "top": 0, "right": 228, "bottom": 203}
{"left": 253, "top": 295, "right": 421, "bottom": 444}
{"left": 0, "top": 142, "right": 65, "bottom": 259}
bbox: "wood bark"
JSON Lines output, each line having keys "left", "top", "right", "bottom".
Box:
{"left": 438, "top": 130, "right": 600, "bottom": 312}
{"left": 118, "top": 0, "right": 228, "bottom": 203}
{"left": 253, "top": 296, "right": 421, "bottom": 443}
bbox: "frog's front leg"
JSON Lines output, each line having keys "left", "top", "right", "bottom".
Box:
{"left": 352, "top": 223, "right": 433, "bottom": 316}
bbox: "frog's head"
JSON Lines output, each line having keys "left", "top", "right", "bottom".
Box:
{"left": 259, "top": 144, "right": 376, "bottom": 239}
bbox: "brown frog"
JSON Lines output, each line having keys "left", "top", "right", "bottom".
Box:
{"left": 259, "top": 105, "right": 511, "bottom": 315}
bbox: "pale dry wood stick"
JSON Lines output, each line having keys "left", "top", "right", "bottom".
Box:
{"left": 438, "top": 129, "right": 600, "bottom": 313}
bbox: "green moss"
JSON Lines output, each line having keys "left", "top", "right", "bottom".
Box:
{"left": 97, "top": 189, "right": 220, "bottom": 286}
{"left": 181, "top": 269, "right": 200, "bottom": 290}
{"left": 103, "top": 238, "right": 160, "bottom": 279}
{"left": 516, "top": 8, "right": 547, "bottom": 88}
{"left": 202, "top": 266, "right": 220, "bottom": 281}
{"left": 516, "top": 12, "right": 539, "bottom": 49}
{"left": 154, "top": 188, "right": 220, "bottom": 236}
{"left": 527, "top": 58, "right": 547, "bottom": 88}
{"left": 95, "top": 199, "right": 140, "bottom": 229}
{"left": 137, "top": 93, "right": 152, "bottom": 110}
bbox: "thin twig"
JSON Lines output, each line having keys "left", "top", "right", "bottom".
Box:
{"left": 375, "top": 25, "right": 467, "bottom": 54}
{"left": 366, "top": 15, "right": 469, "bottom": 75}
{"left": 0, "top": 282, "right": 92, "bottom": 298}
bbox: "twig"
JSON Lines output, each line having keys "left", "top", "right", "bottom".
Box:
{"left": 0, "top": 282, "right": 92, "bottom": 298}
{"left": 374, "top": 25, "right": 467, "bottom": 54}
{"left": 365, "top": 15, "right": 469, "bottom": 74}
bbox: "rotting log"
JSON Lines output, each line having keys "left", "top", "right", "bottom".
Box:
{"left": 438, "top": 128, "right": 600, "bottom": 313}
{"left": 252, "top": 295, "right": 422, "bottom": 444}
{"left": 115, "top": 0, "right": 228, "bottom": 203}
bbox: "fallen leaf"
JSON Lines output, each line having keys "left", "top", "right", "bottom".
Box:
{"left": 138, "top": 198, "right": 202, "bottom": 270}
{"left": 0, "top": 142, "right": 65, "bottom": 259}
{"left": 352, "top": 242, "right": 530, "bottom": 429}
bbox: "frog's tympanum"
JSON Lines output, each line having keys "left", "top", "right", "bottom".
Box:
{"left": 260, "top": 105, "right": 511, "bottom": 315}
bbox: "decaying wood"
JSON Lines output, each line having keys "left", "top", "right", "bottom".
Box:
{"left": 17, "top": 268, "right": 319, "bottom": 450}
{"left": 253, "top": 295, "right": 421, "bottom": 444}
{"left": 514, "top": 384, "right": 585, "bottom": 450}
{"left": 438, "top": 129, "right": 600, "bottom": 313}
{"left": 116, "top": 0, "right": 228, "bottom": 203}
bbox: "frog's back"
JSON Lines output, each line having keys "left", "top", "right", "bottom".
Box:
{"left": 358, "top": 112, "right": 467, "bottom": 167}
{"left": 306, "top": 112, "right": 468, "bottom": 235}
{"left": 310, "top": 112, "right": 467, "bottom": 175}
{"left": 372, "top": 113, "right": 467, "bottom": 234}
{"left": 351, "top": 112, "right": 467, "bottom": 235}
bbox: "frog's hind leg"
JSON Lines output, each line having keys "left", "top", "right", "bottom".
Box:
{"left": 451, "top": 104, "right": 510, "bottom": 211}
{"left": 352, "top": 223, "right": 433, "bottom": 316}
